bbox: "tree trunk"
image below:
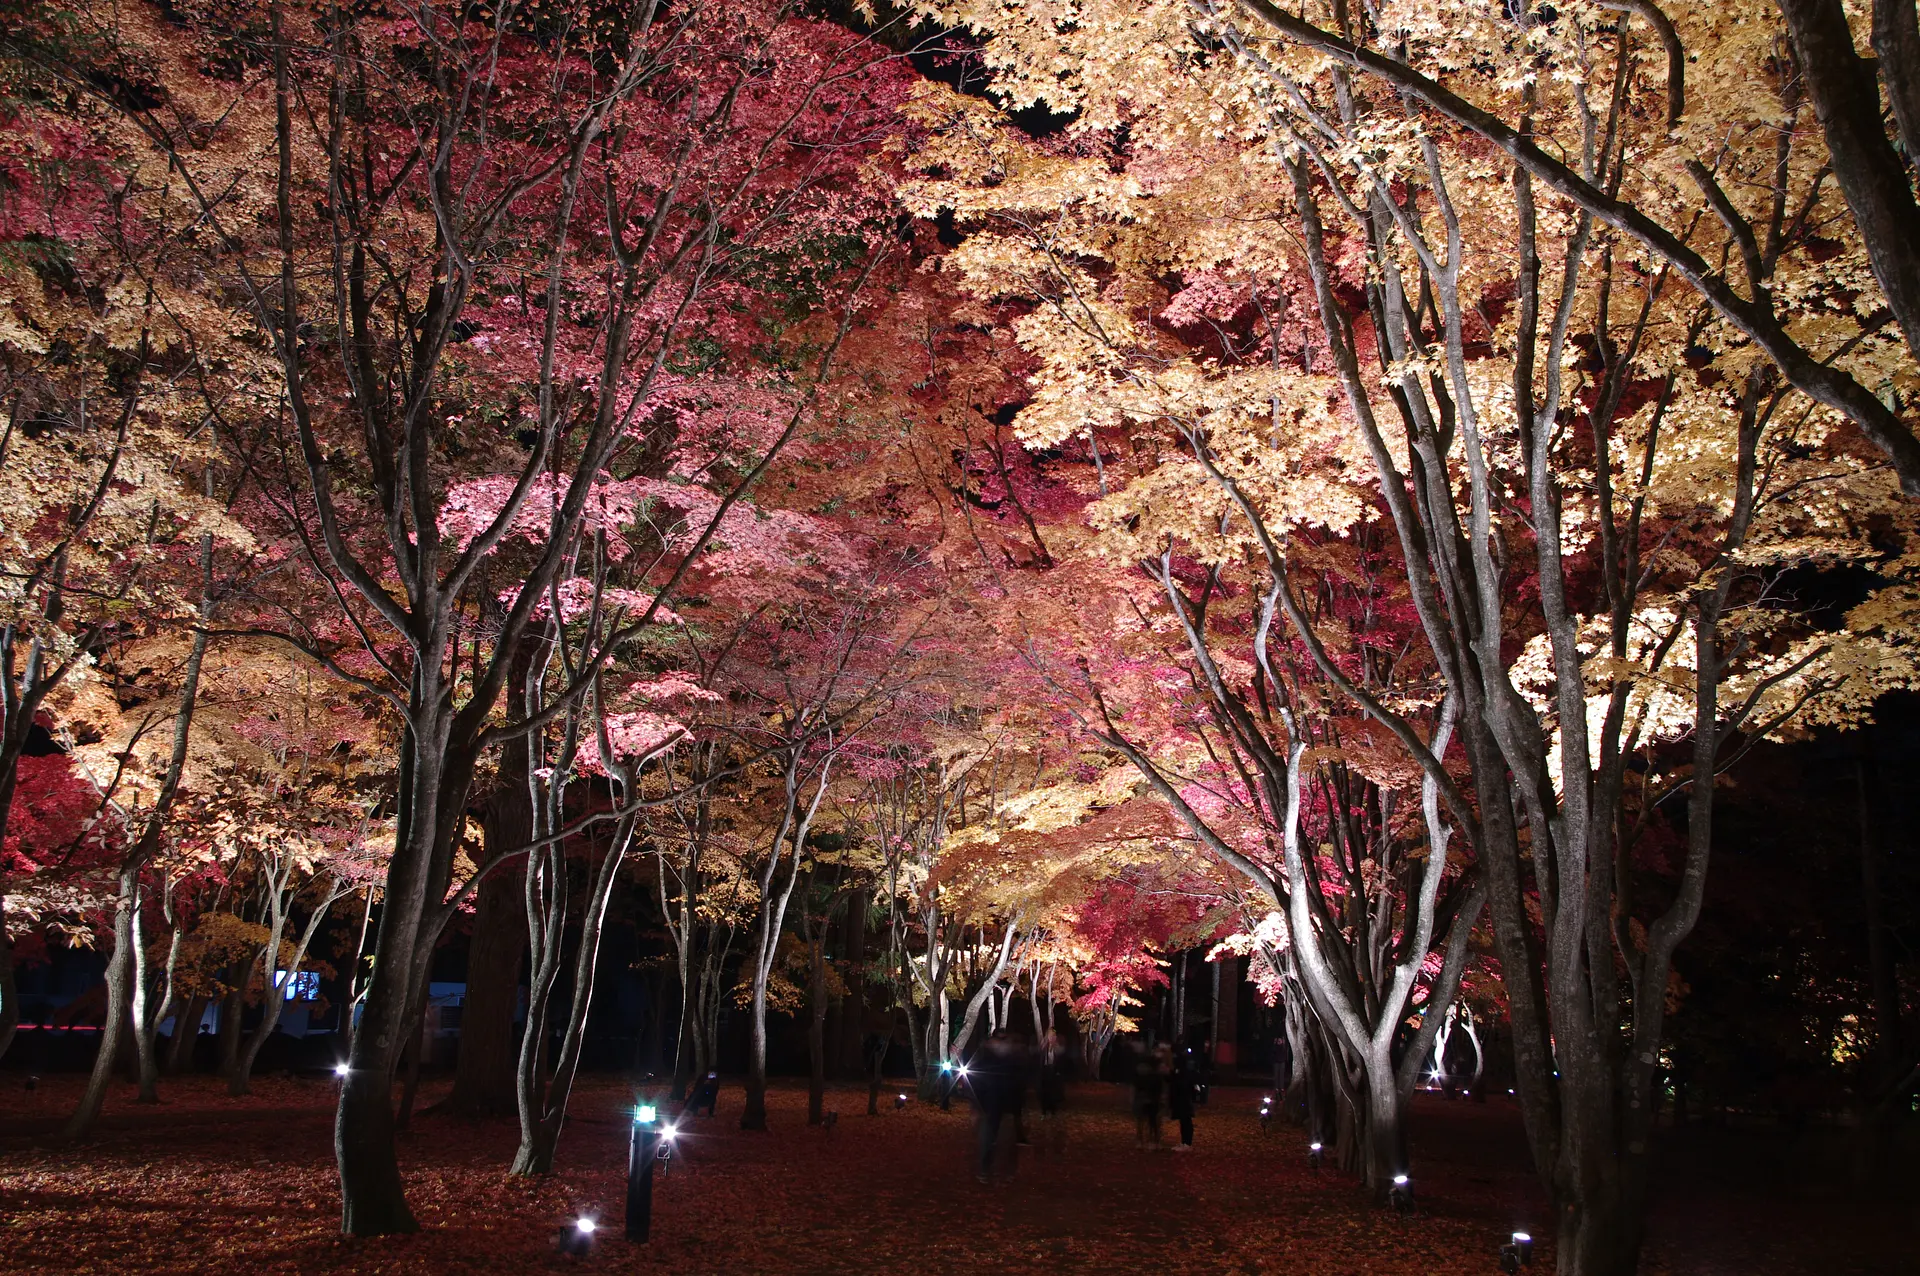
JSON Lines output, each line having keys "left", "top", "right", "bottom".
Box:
{"left": 166, "top": 994, "right": 207, "bottom": 1074}
{"left": 807, "top": 928, "right": 828, "bottom": 1125}
{"left": 65, "top": 575, "right": 210, "bottom": 1137}
{"left": 236, "top": 887, "right": 338, "bottom": 1096}
{"left": 835, "top": 887, "right": 867, "bottom": 1077}
{"left": 511, "top": 817, "right": 635, "bottom": 1176}
{"left": 336, "top": 725, "right": 446, "bottom": 1237}
{"left": 0, "top": 921, "right": 17, "bottom": 1065}
{"left": 445, "top": 866, "right": 525, "bottom": 1117}
{"left": 64, "top": 863, "right": 138, "bottom": 1137}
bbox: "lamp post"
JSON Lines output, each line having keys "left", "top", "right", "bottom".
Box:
{"left": 626, "top": 1104, "right": 664, "bottom": 1242}
{"left": 1499, "top": 1232, "right": 1533, "bottom": 1272}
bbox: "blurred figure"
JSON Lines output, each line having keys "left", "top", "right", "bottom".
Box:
{"left": 1132, "top": 1041, "right": 1169, "bottom": 1149}
{"left": 692, "top": 1071, "right": 720, "bottom": 1117}
{"left": 1169, "top": 1047, "right": 1198, "bottom": 1150}
{"left": 970, "top": 1030, "right": 1027, "bottom": 1181}
{"left": 863, "top": 1032, "right": 890, "bottom": 1116}
{"left": 1037, "top": 1029, "right": 1068, "bottom": 1152}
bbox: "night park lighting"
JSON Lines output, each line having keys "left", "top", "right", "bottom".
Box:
{"left": 1500, "top": 1231, "right": 1534, "bottom": 1272}
{"left": 1308, "top": 1141, "right": 1324, "bottom": 1169}
{"left": 1388, "top": 1174, "right": 1414, "bottom": 1217}
{"left": 332, "top": 1063, "right": 349, "bottom": 1077}
{"left": 559, "top": 1216, "right": 597, "bottom": 1256}
{"left": 627, "top": 1106, "right": 665, "bottom": 1242}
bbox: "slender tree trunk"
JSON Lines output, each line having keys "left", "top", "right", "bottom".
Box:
{"left": 64, "top": 864, "right": 139, "bottom": 1137}
{"left": 0, "top": 920, "right": 17, "bottom": 1065}
{"left": 217, "top": 981, "right": 243, "bottom": 1079}
{"left": 807, "top": 926, "right": 828, "bottom": 1125}
{"left": 134, "top": 899, "right": 183, "bottom": 1102}
{"left": 236, "top": 887, "right": 338, "bottom": 1095}
{"left": 64, "top": 567, "right": 211, "bottom": 1138}
{"left": 512, "top": 819, "right": 636, "bottom": 1175}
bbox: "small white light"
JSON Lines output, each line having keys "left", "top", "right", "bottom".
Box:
{"left": 635, "top": 1103, "right": 657, "bottom": 1123}
{"left": 1393, "top": 1174, "right": 1409, "bottom": 1186}
{"left": 1512, "top": 1232, "right": 1531, "bottom": 1243}
{"left": 957, "top": 1065, "right": 970, "bottom": 1078}
{"left": 898, "top": 1093, "right": 907, "bottom": 1100}
{"left": 1309, "top": 1142, "right": 1322, "bottom": 1151}
{"left": 661, "top": 1124, "right": 677, "bottom": 1140}
{"left": 333, "top": 1063, "right": 350, "bottom": 1077}
{"left": 575, "top": 1217, "right": 596, "bottom": 1234}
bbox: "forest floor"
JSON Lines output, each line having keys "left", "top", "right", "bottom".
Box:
{"left": 0, "top": 1072, "right": 1909, "bottom": 1274}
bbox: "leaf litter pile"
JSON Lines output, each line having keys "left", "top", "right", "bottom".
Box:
{"left": 0, "top": 1076, "right": 1901, "bottom": 1274}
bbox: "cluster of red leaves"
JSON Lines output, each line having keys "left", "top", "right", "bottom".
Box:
{"left": 1, "top": 1075, "right": 1901, "bottom": 1274}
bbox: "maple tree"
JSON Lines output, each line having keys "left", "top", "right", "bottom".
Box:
{"left": 894, "top": 0, "right": 1919, "bottom": 1267}
{"left": 2, "top": 0, "right": 1915, "bottom": 1265}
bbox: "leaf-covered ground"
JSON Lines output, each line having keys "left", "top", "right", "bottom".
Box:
{"left": 0, "top": 1075, "right": 1906, "bottom": 1273}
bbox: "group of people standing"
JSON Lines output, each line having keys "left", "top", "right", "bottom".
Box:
{"left": 1130, "top": 1040, "right": 1203, "bottom": 1150}
{"left": 964, "top": 1029, "right": 1068, "bottom": 1181}
{"left": 962, "top": 1031, "right": 1208, "bottom": 1181}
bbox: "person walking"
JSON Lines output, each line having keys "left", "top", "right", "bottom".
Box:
{"left": 1168, "top": 1047, "right": 1198, "bottom": 1151}
{"left": 970, "top": 1030, "right": 1025, "bottom": 1181}
{"left": 1132, "top": 1041, "right": 1168, "bottom": 1149}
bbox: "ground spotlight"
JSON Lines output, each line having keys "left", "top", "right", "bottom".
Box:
{"left": 1388, "top": 1173, "right": 1414, "bottom": 1216}
{"left": 560, "top": 1215, "right": 597, "bottom": 1256}
{"left": 1499, "top": 1231, "right": 1534, "bottom": 1272}
{"left": 895, "top": 1093, "right": 907, "bottom": 1109}
{"left": 1308, "top": 1141, "right": 1323, "bottom": 1169}
{"left": 333, "top": 1063, "right": 350, "bottom": 1078}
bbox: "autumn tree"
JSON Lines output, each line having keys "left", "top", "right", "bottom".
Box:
{"left": 899, "top": 3, "right": 1917, "bottom": 1266}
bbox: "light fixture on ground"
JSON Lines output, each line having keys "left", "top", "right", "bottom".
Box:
{"left": 627, "top": 1105, "right": 665, "bottom": 1242}
{"left": 560, "top": 1216, "right": 596, "bottom": 1256}
{"left": 1388, "top": 1173, "right": 1414, "bottom": 1216}
{"left": 895, "top": 1093, "right": 907, "bottom": 1110}
{"left": 1499, "top": 1232, "right": 1533, "bottom": 1272}
{"left": 1307, "top": 1140, "right": 1324, "bottom": 1169}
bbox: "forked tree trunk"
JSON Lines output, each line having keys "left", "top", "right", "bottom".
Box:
{"left": 65, "top": 580, "right": 210, "bottom": 1138}
{"left": 132, "top": 887, "right": 182, "bottom": 1103}
{"left": 166, "top": 994, "right": 207, "bottom": 1074}
{"left": 235, "top": 888, "right": 338, "bottom": 1095}
{"left": 743, "top": 755, "right": 832, "bottom": 1131}
{"left": 511, "top": 819, "right": 636, "bottom": 1176}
